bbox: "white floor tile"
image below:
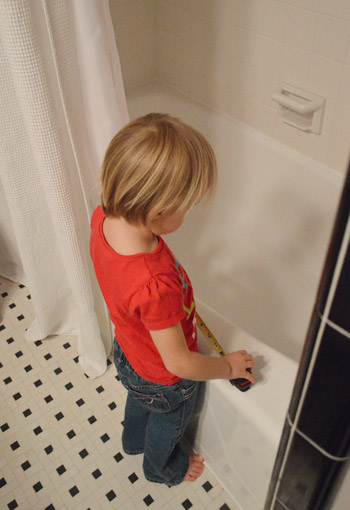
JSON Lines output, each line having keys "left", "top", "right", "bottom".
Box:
{"left": 0, "top": 276, "right": 240, "bottom": 510}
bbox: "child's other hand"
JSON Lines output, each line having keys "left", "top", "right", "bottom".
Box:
{"left": 225, "top": 350, "right": 256, "bottom": 383}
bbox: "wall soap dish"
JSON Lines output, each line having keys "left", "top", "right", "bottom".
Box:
{"left": 271, "top": 83, "right": 325, "bottom": 134}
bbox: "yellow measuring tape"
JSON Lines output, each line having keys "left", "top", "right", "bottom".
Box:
{"left": 195, "top": 312, "right": 227, "bottom": 357}
{"left": 195, "top": 311, "right": 253, "bottom": 391}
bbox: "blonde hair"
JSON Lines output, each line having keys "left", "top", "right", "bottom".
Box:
{"left": 99, "top": 113, "right": 217, "bottom": 224}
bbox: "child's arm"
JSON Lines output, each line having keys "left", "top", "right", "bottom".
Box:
{"left": 150, "top": 323, "right": 256, "bottom": 383}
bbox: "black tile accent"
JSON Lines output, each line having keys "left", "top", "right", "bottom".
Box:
{"left": 69, "top": 486, "right": 79, "bottom": 497}
{"left": 9, "top": 303, "right": 16, "bottom": 309}
{"left": 144, "top": 495, "right": 154, "bottom": 506}
{"left": 287, "top": 310, "right": 322, "bottom": 423}
{"left": 33, "top": 481, "right": 43, "bottom": 492}
{"left": 13, "top": 392, "right": 21, "bottom": 401}
{"left": 182, "top": 499, "right": 192, "bottom": 509}
{"left": 34, "top": 379, "right": 43, "bottom": 388}
{"left": 7, "top": 337, "right": 14, "bottom": 344}
{"left": 63, "top": 342, "right": 71, "bottom": 350}
{"left": 65, "top": 382, "right": 73, "bottom": 391}
{"left": 33, "top": 426, "right": 43, "bottom": 436}
{"left": 297, "top": 325, "right": 350, "bottom": 458}
{"left": 67, "top": 429, "right": 76, "bottom": 439}
{"left": 79, "top": 448, "right": 89, "bottom": 459}
{"left": 0, "top": 477, "right": 6, "bottom": 488}
{"left": 1, "top": 423, "right": 9, "bottom": 432}
{"left": 315, "top": 169, "right": 350, "bottom": 319}
{"left": 8, "top": 500, "right": 18, "bottom": 510}
{"left": 88, "top": 415, "right": 97, "bottom": 425}
{"left": 17, "top": 315, "right": 24, "bottom": 321}
{"left": 76, "top": 398, "right": 85, "bottom": 407}
{"left": 55, "top": 412, "right": 64, "bottom": 421}
{"left": 271, "top": 501, "right": 287, "bottom": 510}
{"left": 23, "top": 408, "right": 32, "bottom": 418}
{"left": 96, "top": 385, "right": 104, "bottom": 393}
{"left": 220, "top": 504, "right": 232, "bottom": 510}
{"left": 44, "top": 445, "right": 53, "bottom": 455}
{"left": 54, "top": 367, "right": 63, "bottom": 375}
{"left": 202, "top": 481, "right": 213, "bottom": 492}
{"left": 57, "top": 465, "right": 66, "bottom": 475}
{"left": 15, "top": 351, "right": 23, "bottom": 358}
{"left": 114, "top": 452, "right": 123, "bottom": 463}
{"left": 328, "top": 237, "right": 350, "bottom": 333}
{"left": 92, "top": 469, "right": 102, "bottom": 479}
{"left": 274, "top": 432, "right": 345, "bottom": 510}
{"left": 100, "top": 433, "right": 110, "bottom": 443}
{"left": 21, "top": 461, "right": 31, "bottom": 471}
{"left": 10, "top": 441, "right": 20, "bottom": 451}
{"left": 44, "top": 395, "right": 53, "bottom": 403}
{"left": 106, "top": 490, "right": 117, "bottom": 501}
{"left": 24, "top": 365, "right": 33, "bottom": 372}
{"left": 128, "top": 472, "right": 138, "bottom": 483}
{"left": 44, "top": 353, "right": 52, "bottom": 360}
{"left": 4, "top": 376, "right": 12, "bottom": 384}
{"left": 265, "top": 419, "right": 293, "bottom": 506}
{"left": 34, "top": 340, "right": 42, "bottom": 347}
{"left": 108, "top": 402, "right": 117, "bottom": 410}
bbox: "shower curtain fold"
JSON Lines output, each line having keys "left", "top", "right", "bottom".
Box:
{"left": 0, "top": 0, "right": 129, "bottom": 378}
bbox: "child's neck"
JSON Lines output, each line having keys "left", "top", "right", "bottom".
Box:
{"left": 103, "top": 216, "right": 158, "bottom": 256}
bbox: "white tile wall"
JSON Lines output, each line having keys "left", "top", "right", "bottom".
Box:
{"left": 109, "top": 0, "right": 350, "bottom": 174}
{"left": 108, "top": 0, "right": 156, "bottom": 90}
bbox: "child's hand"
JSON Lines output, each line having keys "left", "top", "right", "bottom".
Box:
{"left": 225, "top": 350, "right": 256, "bottom": 384}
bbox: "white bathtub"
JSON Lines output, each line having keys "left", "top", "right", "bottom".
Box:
{"left": 126, "top": 82, "right": 343, "bottom": 509}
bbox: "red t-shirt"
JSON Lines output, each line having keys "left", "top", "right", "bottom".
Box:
{"left": 90, "top": 206, "right": 198, "bottom": 385}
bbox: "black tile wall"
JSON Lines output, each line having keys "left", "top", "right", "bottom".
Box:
{"left": 264, "top": 162, "right": 350, "bottom": 510}
{"left": 297, "top": 324, "right": 350, "bottom": 458}
{"left": 315, "top": 170, "right": 350, "bottom": 319}
{"left": 327, "top": 238, "right": 350, "bottom": 333}
{"left": 276, "top": 433, "right": 344, "bottom": 510}
{"left": 287, "top": 310, "right": 322, "bottom": 423}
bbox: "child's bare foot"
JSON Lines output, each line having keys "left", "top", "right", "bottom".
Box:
{"left": 183, "top": 454, "right": 205, "bottom": 482}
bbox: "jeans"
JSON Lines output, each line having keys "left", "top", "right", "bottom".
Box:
{"left": 113, "top": 338, "right": 199, "bottom": 486}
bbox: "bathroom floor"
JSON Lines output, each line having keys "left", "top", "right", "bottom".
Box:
{"left": 0, "top": 276, "right": 240, "bottom": 510}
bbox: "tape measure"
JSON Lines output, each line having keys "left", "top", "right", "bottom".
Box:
{"left": 195, "top": 312, "right": 252, "bottom": 392}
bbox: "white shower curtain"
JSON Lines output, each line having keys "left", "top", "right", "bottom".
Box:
{"left": 0, "top": 0, "right": 129, "bottom": 378}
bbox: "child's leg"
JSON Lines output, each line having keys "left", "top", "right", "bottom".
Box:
{"left": 122, "top": 391, "right": 149, "bottom": 454}
{"left": 142, "top": 379, "right": 200, "bottom": 486}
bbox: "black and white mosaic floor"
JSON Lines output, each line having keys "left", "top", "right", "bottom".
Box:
{"left": 0, "top": 276, "right": 239, "bottom": 510}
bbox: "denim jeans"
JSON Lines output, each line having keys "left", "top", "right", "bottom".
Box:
{"left": 113, "top": 338, "right": 199, "bottom": 486}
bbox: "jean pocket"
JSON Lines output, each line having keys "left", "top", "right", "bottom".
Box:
{"left": 128, "top": 388, "right": 171, "bottom": 413}
{"left": 179, "top": 380, "right": 199, "bottom": 401}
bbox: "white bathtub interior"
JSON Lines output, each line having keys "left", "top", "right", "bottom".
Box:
{"left": 125, "top": 82, "right": 343, "bottom": 510}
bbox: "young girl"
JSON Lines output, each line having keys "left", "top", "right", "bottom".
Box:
{"left": 90, "top": 113, "right": 256, "bottom": 487}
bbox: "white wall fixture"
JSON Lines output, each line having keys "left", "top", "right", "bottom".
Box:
{"left": 272, "top": 83, "right": 326, "bottom": 134}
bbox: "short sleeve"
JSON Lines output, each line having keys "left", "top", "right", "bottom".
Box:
{"left": 128, "top": 275, "right": 186, "bottom": 330}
